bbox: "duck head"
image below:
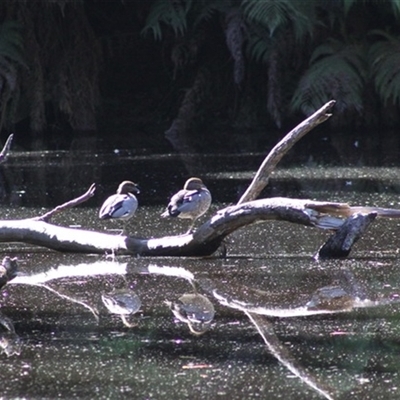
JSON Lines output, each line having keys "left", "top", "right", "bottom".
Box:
{"left": 183, "top": 177, "right": 206, "bottom": 191}
{"left": 117, "top": 180, "right": 140, "bottom": 195}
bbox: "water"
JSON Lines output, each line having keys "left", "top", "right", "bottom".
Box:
{"left": 0, "top": 151, "right": 399, "bottom": 399}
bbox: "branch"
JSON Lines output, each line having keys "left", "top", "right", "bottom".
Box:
{"left": 237, "top": 100, "right": 336, "bottom": 204}
{"left": 0, "top": 197, "right": 398, "bottom": 256}
{"left": 0, "top": 133, "right": 14, "bottom": 164}
{"left": 34, "top": 183, "right": 96, "bottom": 222}
{"left": 0, "top": 102, "right": 395, "bottom": 258}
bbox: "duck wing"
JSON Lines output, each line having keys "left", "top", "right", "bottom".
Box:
{"left": 164, "top": 189, "right": 208, "bottom": 217}
{"left": 99, "top": 194, "right": 137, "bottom": 219}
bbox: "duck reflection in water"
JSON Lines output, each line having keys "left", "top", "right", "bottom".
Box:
{"left": 101, "top": 288, "right": 141, "bottom": 328}
{"left": 0, "top": 257, "right": 21, "bottom": 356}
{"left": 0, "top": 256, "right": 18, "bottom": 290}
{"left": 99, "top": 181, "right": 140, "bottom": 235}
{"left": 161, "top": 177, "right": 212, "bottom": 234}
{"left": 0, "top": 314, "right": 21, "bottom": 356}
{"left": 165, "top": 292, "right": 215, "bottom": 336}
{"left": 306, "top": 269, "right": 369, "bottom": 312}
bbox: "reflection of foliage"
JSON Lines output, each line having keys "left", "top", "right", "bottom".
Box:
{"left": 99, "top": 337, "right": 142, "bottom": 357}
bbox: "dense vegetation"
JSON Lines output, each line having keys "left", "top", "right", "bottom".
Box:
{"left": 1, "top": 0, "right": 400, "bottom": 161}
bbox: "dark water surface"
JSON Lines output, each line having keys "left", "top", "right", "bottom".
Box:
{"left": 0, "top": 151, "right": 400, "bottom": 399}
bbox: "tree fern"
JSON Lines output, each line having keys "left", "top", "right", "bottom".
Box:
{"left": 369, "top": 31, "right": 400, "bottom": 105}
{"left": 291, "top": 40, "right": 366, "bottom": 116}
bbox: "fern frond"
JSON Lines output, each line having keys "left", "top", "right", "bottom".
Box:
{"left": 369, "top": 32, "right": 400, "bottom": 105}
{"left": 142, "top": 0, "right": 193, "bottom": 40}
{"left": 241, "top": 0, "right": 314, "bottom": 40}
{"left": 291, "top": 41, "right": 366, "bottom": 115}
{"left": 245, "top": 33, "right": 272, "bottom": 64}
{"left": 389, "top": 0, "right": 400, "bottom": 18}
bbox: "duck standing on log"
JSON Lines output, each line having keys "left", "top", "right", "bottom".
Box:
{"left": 161, "top": 177, "right": 212, "bottom": 234}
{"left": 99, "top": 180, "right": 140, "bottom": 235}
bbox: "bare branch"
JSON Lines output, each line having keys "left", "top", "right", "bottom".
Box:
{"left": 34, "top": 183, "right": 96, "bottom": 222}
{"left": 0, "top": 102, "right": 395, "bottom": 259}
{"left": 0, "top": 133, "right": 13, "bottom": 164}
{"left": 315, "top": 213, "right": 377, "bottom": 259}
{"left": 237, "top": 100, "right": 336, "bottom": 204}
{"left": 0, "top": 197, "right": 395, "bottom": 257}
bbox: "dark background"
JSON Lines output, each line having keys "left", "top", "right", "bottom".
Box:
{"left": 1, "top": 0, "right": 400, "bottom": 165}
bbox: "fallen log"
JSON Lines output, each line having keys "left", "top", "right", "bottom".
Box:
{"left": 0, "top": 101, "right": 397, "bottom": 257}
{"left": 0, "top": 196, "right": 399, "bottom": 256}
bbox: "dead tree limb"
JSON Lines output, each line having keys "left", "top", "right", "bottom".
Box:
{"left": 0, "top": 196, "right": 399, "bottom": 256}
{"left": 315, "top": 213, "right": 377, "bottom": 259}
{"left": 0, "top": 198, "right": 343, "bottom": 255}
{"left": 0, "top": 101, "right": 397, "bottom": 257}
{"left": 34, "top": 183, "right": 96, "bottom": 223}
{"left": 0, "top": 134, "right": 14, "bottom": 164}
{"left": 237, "top": 100, "right": 336, "bottom": 204}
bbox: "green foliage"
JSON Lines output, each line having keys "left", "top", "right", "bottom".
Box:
{"left": 245, "top": 30, "right": 273, "bottom": 64}
{"left": 291, "top": 40, "right": 366, "bottom": 116}
{"left": 142, "top": 0, "right": 228, "bottom": 40}
{"left": 241, "top": 0, "right": 314, "bottom": 41}
{"left": 369, "top": 31, "right": 400, "bottom": 105}
{"left": 142, "top": 0, "right": 193, "bottom": 40}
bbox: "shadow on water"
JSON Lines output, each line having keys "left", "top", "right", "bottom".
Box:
{"left": 0, "top": 151, "right": 400, "bottom": 398}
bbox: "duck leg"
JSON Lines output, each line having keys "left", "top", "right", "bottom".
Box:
{"left": 121, "top": 221, "right": 128, "bottom": 236}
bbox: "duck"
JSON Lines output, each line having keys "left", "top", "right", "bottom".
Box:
{"left": 161, "top": 177, "right": 212, "bottom": 233}
{"left": 99, "top": 180, "right": 140, "bottom": 235}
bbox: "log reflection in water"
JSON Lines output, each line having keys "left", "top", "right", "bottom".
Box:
{"left": 245, "top": 311, "right": 337, "bottom": 400}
